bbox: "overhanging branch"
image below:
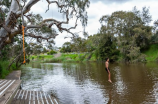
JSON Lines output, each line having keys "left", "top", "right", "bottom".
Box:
{"left": 45, "top": 0, "right": 65, "bottom": 13}
{"left": 25, "top": 33, "right": 58, "bottom": 41}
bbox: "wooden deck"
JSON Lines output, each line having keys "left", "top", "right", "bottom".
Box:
{"left": 12, "top": 90, "right": 59, "bottom": 104}
{"left": 0, "top": 79, "right": 21, "bottom": 104}
{"left": 0, "top": 70, "right": 59, "bottom": 104}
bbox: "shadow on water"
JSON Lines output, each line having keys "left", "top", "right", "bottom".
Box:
{"left": 21, "top": 62, "right": 158, "bottom": 104}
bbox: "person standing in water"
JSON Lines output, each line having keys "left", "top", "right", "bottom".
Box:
{"left": 105, "top": 58, "right": 112, "bottom": 83}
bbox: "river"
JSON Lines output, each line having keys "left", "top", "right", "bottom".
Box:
{"left": 21, "top": 62, "right": 158, "bottom": 104}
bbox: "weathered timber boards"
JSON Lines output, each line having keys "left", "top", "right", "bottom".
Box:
{"left": 0, "top": 80, "right": 21, "bottom": 104}
{"left": 5, "top": 71, "right": 21, "bottom": 80}
{"left": 12, "top": 90, "right": 59, "bottom": 104}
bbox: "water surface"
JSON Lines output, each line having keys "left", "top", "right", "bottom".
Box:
{"left": 21, "top": 62, "right": 158, "bottom": 104}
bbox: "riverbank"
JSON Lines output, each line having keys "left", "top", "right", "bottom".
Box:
{"left": 5, "top": 70, "right": 21, "bottom": 80}
{"left": 31, "top": 52, "right": 97, "bottom": 63}
{"left": 0, "top": 70, "right": 21, "bottom": 104}
{"left": 0, "top": 69, "right": 59, "bottom": 104}
{"left": 142, "top": 44, "right": 158, "bottom": 62}
{"left": 30, "top": 44, "right": 158, "bottom": 63}
{"left": 20, "top": 61, "right": 158, "bottom": 103}
{"left": 0, "top": 60, "right": 18, "bottom": 79}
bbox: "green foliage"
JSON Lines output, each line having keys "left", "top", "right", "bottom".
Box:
{"left": 62, "top": 53, "right": 78, "bottom": 59}
{"left": 47, "top": 50, "right": 57, "bottom": 55}
{"left": 1, "top": 0, "right": 11, "bottom": 8}
{"left": 78, "top": 54, "right": 86, "bottom": 61}
{"left": 61, "top": 38, "right": 87, "bottom": 53}
{"left": 89, "top": 53, "right": 97, "bottom": 61}
{"left": 98, "top": 6, "right": 153, "bottom": 62}
{"left": 0, "top": 64, "right": 2, "bottom": 77}
{"left": 93, "top": 33, "right": 119, "bottom": 61}
{"left": 37, "top": 56, "right": 44, "bottom": 59}
{"left": 42, "top": 53, "right": 98, "bottom": 63}
{"left": 0, "top": 60, "right": 17, "bottom": 78}
{"left": 0, "top": 45, "right": 10, "bottom": 60}
{"left": 151, "top": 31, "right": 158, "bottom": 44}
{"left": 142, "top": 44, "right": 158, "bottom": 62}
{"left": 10, "top": 63, "right": 17, "bottom": 70}
{"left": 134, "top": 26, "right": 152, "bottom": 50}
{"left": 60, "top": 42, "right": 72, "bottom": 53}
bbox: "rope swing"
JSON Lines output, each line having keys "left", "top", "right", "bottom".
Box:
{"left": 22, "top": 25, "right": 26, "bottom": 64}
{"left": 21, "top": 3, "right": 26, "bottom": 64}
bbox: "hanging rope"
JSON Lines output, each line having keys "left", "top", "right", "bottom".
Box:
{"left": 22, "top": 25, "right": 26, "bottom": 64}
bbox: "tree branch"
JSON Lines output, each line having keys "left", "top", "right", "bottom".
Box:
{"left": 16, "top": 0, "right": 40, "bottom": 16}
{"left": 45, "top": 0, "right": 65, "bottom": 13}
{"left": 25, "top": 33, "right": 58, "bottom": 41}
{"left": 2, "top": 25, "right": 11, "bottom": 33}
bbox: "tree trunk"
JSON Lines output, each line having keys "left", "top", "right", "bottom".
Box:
{"left": 0, "top": 0, "right": 39, "bottom": 51}
{"left": 0, "top": 0, "right": 20, "bottom": 50}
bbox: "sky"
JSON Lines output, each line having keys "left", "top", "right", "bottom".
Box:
{"left": 30, "top": 0, "right": 158, "bottom": 47}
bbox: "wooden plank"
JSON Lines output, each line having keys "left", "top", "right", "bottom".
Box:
{"left": 36, "top": 91, "right": 40, "bottom": 104}
{"left": 39, "top": 91, "right": 44, "bottom": 104}
{"left": 0, "top": 80, "right": 21, "bottom": 104}
{"left": 0, "top": 80, "right": 14, "bottom": 97}
{"left": 11, "top": 90, "right": 59, "bottom": 104}
{"left": 29, "top": 91, "right": 35, "bottom": 104}
{"left": 50, "top": 95, "right": 58, "bottom": 104}
{"left": 43, "top": 92, "right": 49, "bottom": 104}
{"left": 54, "top": 98, "right": 58, "bottom": 104}
{"left": 20, "top": 90, "right": 25, "bottom": 104}
{"left": 6, "top": 70, "right": 21, "bottom": 80}
{"left": 14, "top": 89, "right": 22, "bottom": 104}
{"left": 0, "top": 80, "right": 7, "bottom": 86}
{"left": 29, "top": 91, "right": 32, "bottom": 104}
{"left": 11, "top": 89, "right": 20, "bottom": 104}
{"left": 32, "top": 91, "right": 35, "bottom": 104}
{"left": 0, "top": 80, "right": 3, "bottom": 83}
{"left": 24, "top": 90, "right": 30, "bottom": 104}
{"left": 0, "top": 80, "right": 12, "bottom": 97}
{"left": 48, "top": 95, "right": 54, "bottom": 104}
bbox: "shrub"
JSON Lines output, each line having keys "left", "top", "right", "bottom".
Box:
{"left": 0, "top": 61, "right": 10, "bottom": 78}
{"left": 47, "top": 50, "right": 57, "bottom": 55}
{"left": 0, "top": 64, "right": 2, "bottom": 77}
{"left": 47, "top": 52, "right": 50, "bottom": 55}
{"left": 10, "top": 63, "right": 17, "bottom": 70}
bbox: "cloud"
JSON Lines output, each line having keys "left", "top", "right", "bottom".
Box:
{"left": 30, "top": 0, "right": 63, "bottom": 21}
{"left": 90, "top": 0, "right": 132, "bottom": 4}
{"left": 90, "top": 0, "right": 158, "bottom": 4}
{"left": 29, "top": 0, "right": 158, "bottom": 47}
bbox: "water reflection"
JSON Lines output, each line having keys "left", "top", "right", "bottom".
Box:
{"left": 21, "top": 62, "right": 158, "bottom": 104}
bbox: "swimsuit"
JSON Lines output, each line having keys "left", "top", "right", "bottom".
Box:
{"left": 105, "top": 67, "right": 110, "bottom": 73}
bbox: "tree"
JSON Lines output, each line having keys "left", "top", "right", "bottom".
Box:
{"left": 43, "top": 47, "right": 48, "bottom": 53}
{"left": 0, "top": 0, "right": 90, "bottom": 50}
{"left": 92, "top": 32, "right": 119, "bottom": 61}
{"left": 99, "top": 7, "right": 152, "bottom": 62}
{"left": 61, "top": 42, "right": 72, "bottom": 53}
{"left": 47, "top": 50, "right": 57, "bottom": 55}
{"left": 71, "top": 37, "right": 86, "bottom": 52}
{"left": 85, "top": 36, "right": 96, "bottom": 52}
{"left": 0, "top": 0, "right": 90, "bottom": 68}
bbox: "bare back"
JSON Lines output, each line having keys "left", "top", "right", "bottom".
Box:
{"left": 105, "top": 61, "right": 109, "bottom": 69}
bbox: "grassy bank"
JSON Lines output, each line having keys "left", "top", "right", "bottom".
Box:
{"left": 142, "top": 44, "right": 158, "bottom": 62}
{"left": 31, "top": 54, "right": 54, "bottom": 62}
{"left": 44, "top": 53, "right": 97, "bottom": 63}
{"left": 0, "top": 60, "right": 17, "bottom": 78}
{"left": 30, "top": 44, "right": 158, "bottom": 63}
{"left": 31, "top": 53, "right": 97, "bottom": 63}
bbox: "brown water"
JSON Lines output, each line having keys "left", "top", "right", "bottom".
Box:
{"left": 21, "top": 62, "right": 158, "bottom": 104}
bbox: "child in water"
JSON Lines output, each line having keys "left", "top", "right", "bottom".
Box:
{"left": 105, "top": 58, "right": 112, "bottom": 83}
